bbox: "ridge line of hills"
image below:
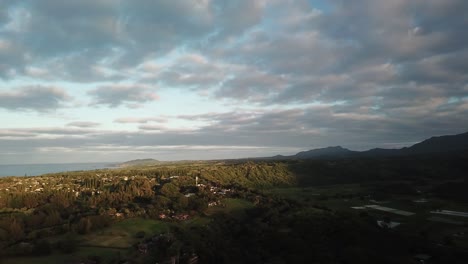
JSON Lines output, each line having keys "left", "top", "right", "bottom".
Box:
{"left": 119, "top": 131, "right": 468, "bottom": 166}
{"left": 262, "top": 131, "right": 468, "bottom": 160}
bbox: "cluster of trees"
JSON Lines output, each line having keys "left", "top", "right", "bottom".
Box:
{"left": 0, "top": 162, "right": 298, "bottom": 258}
{"left": 162, "top": 197, "right": 468, "bottom": 264}
{"left": 200, "top": 162, "right": 295, "bottom": 188}
{"left": 287, "top": 153, "right": 468, "bottom": 186}
{"left": 0, "top": 190, "right": 76, "bottom": 209}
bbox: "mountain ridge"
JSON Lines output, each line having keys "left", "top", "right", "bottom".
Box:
{"left": 117, "top": 131, "right": 468, "bottom": 164}
{"left": 263, "top": 131, "right": 468, "bottom": 160}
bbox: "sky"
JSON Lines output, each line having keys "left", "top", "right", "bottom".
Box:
{"left": 0, "top": 0, "right": 467, "bottom": 164}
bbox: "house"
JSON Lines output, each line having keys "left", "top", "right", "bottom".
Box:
{"left": 174, "top": 214, "right": 190, "bottom": 221}
{"left": 115, "top": 213, "right": 123, "bottom": 218}
{"left": 208, "top": 201, "right": 219, "bottom": 207}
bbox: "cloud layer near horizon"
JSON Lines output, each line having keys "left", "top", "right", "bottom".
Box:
{"left": 0, "top": 0, "right": 467, "bottom": 164}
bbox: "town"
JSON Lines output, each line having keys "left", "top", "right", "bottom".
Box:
{"left": 0, "top": 158, "right": 467, "bottom": 263}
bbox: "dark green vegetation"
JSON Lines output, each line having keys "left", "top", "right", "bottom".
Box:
{"left": 1, "top": 148, "right": 468, "bottom": 263}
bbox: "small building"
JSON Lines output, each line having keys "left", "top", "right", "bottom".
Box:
{"left": 115, "top": 213, "right": 123, "bottom": 218}
{"left": 159, "top": 213, "right": 167, "bottom": 219}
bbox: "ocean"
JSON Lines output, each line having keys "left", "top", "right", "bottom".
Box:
{"left": 0, "top": 162, "right": 116, "bottom": 177}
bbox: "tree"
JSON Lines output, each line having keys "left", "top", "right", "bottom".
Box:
{"left": 160, "top": 183, "right": 180, "bottom": 198}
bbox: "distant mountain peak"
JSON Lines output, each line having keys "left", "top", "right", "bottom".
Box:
{"left": 294, "top": 146, "right": 354, "bottom": 159}
{"left": 118, "top": 158, "right": 161, "bottom": 167}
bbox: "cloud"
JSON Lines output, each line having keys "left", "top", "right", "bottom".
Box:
{"left": 88, "top": 84, "right": 158, "bottom": 107}
{"left": 215, "top": 70, "right": 287, "bottom": 102}
{"left": 0, "top": 86, "right": 71, "bottom": 111}
{"left": 0, "top": 0, "right": 467, "bottom": 163}
{"left": 114, "top": 117, "right": 168, "bottom": 124}
{"left": 0, "top": 0, "right": 269, "bottom": 81}
{"left": 0, "top": 5, "right": 7, "bottom": 24}
{"left": 66, "top": 121, "right": 100, "bottom": 128}
{"left": 1, "top": 97, "right": 467, "bottom": 164}
{"left": 0, "top": 38, "right": 26, "bottom": 79}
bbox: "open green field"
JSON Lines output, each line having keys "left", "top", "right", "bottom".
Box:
{"left": 81, "top": 218, "right": 170, "bottom": 248}
{"left": 205, "top": 198, "right": 254, "bottom": 216}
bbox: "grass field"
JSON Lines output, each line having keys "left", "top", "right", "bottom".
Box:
{"left": 205, "top": 198, "right": 254, "bottom": 217}
{"left": 81, "top": 218, "right": 171, "bottom": 248}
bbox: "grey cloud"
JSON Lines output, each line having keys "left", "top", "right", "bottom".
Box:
{"left": 9, "top": 127, "right": 98, "bottom": 136}
{"left": 88, "top": 84, "right": 158, "bottom": 107}
{"left": 399, "top": 51, "right": 468, "bottom": 85}
{"left": 41, "top": 50, "right": 127, "bottom": 83}
{"left": 2, "top": 103, "right": 467, "bottom": 163}
{"left": 66, "top": 121, "right": 100, "bottom": 128}
{"left": 0, "top": 0, "right": 268, "bottom": 81}
{"left": 213, "top": 0, "right": 265, "bottom": 36}
{"left": 157, "top": 70, "right": 222, "bottom": 89}
{"left": 138, "top": 124, "right": 167, "bottom": 131}
{"left": 0, "top": 0, "right": 467, "bottom": 162}
{"left": 122, "top": 0, "right": 213, "bottom": 41}
{"left": 0, "top": 86, "right": 70, "bottom": 111}
{"left": 153, "top": 53, "right": 289, "bottom": 103}
{"left": 0, "top": 0, "right": 17, "bottom": 25}
{"left": 150, "top": 54, "right": 226, "bottom": 89}
{"left": 209, "top": 0, "right": 467, "bottom": 99}
{"left": 316, "top": 0, "right": 468, "bottom": 63}
{"left": 0, "top": 7, "right": 6, "bottom": 25}
{"left": 215, "top": 71, "right": 287, "bottom": 102}
{"left": 0, "top": 38, "right": 27, "bottom": 79}
{"left": 0, "top": 130, "right": 36, "bottom": 138}
{"left": 114, "top": 117, "right": 168, "bottom": 124}
{"left": 26, "top": 0, "right": 120, "bottom": 56}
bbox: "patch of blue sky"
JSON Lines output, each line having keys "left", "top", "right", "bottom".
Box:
{"left": 447, "top": 96, "right": 468, "bottom": 104}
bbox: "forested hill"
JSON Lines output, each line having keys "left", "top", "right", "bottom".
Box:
{"left": 403, "top": 131, "right": 468, "bottom": 154}
{"left": 262, "top": 131, "right": 468, "bottom": 160}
